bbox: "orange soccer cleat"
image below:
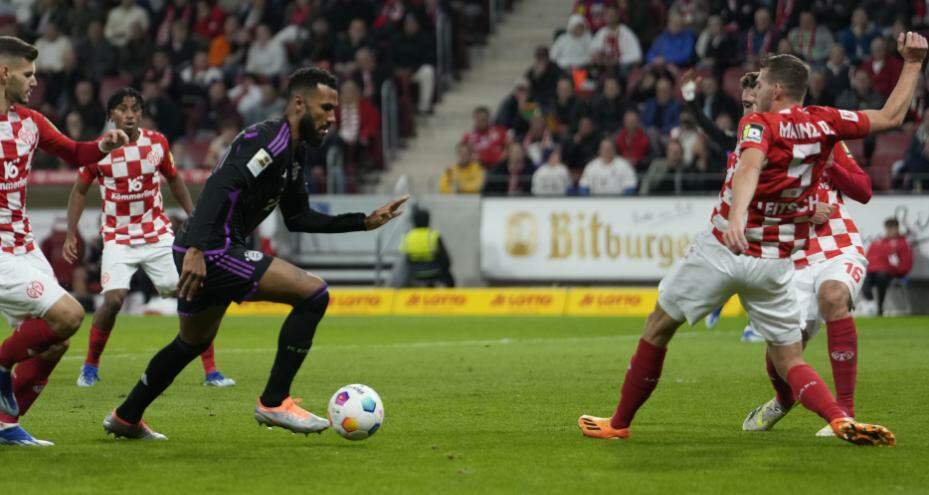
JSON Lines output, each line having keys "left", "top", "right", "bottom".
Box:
{"left": 578, "top": 415, "right": 630, "bottom": 440}
{"left": 830, "top": 417, "right": 896, "bottom": 446}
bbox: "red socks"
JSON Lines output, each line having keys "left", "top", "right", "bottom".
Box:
{"left": 766, "top": 352, "right": 795, "bottom": 409}
{"left": 200, "top": 344, "right": 217, "bottom": 375}
{"left": 786, "top": 364, "right": 847, "bottom": 422}
{"left": 826, "top": 317, "right": 857, "bottom": 417}
{"left": 0, "top": 351, "right": 64, "bottom": 423}
{"left": 85, "top": 325, "right": 111, "bottom": 367}
{"left": 0, "top": 319, "right": 60, "bottom": 369}
{"left": 610, "top": 339, "right": 667, "bottom": 429}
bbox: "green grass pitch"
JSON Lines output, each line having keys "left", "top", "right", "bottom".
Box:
{"left": 2, "top": 315, "right": 927, "bottom": 494}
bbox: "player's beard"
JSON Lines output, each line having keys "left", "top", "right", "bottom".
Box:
{"left": 299, "top": 114, "right": 324, "bottom": 147}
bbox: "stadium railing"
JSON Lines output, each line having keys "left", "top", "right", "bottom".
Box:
{"left": 436, "top": 8, "right": 454, "bottom": 96}
{"left": 381, "top": 80, "right": 400, "bottom": 167}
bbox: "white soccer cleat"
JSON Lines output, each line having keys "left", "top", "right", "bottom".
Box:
{"left": 742, "top": 397, "right": 789, "bottom": 431}
{"left": 204, "top": 371, "right": 236, "bottom": 387}
{"left": 0, "top": 424, "right": 54, "bottom": 446}
{"left": 815, "top": 424, "right": 835, "bottom": 437}
{"left": 740, "top": 325, "right": 765, "bottom": 343}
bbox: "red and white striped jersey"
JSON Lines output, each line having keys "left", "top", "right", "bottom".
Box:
{"left": 0, "top": 105, "right": 105, "bottom": 254}
{"left": 78, "top": 129, "right": 177, "bottom": 245}
{"left": 792, "top": 142, "right": 866, "bottom": 268}
{"left": 711, "top": 105, "right": 870, "bottom": 259}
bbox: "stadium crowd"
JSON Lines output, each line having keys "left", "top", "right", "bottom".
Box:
{"left": 441, "top": 0, "right": 929, "bottom": 196}
{"left": 1, "top": 0, "right": 504, "bottom": 192}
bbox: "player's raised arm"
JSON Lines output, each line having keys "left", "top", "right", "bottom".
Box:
{"left": 63, "top": 173, "right": 93, "bottom": 264}
{"left": 862, "top": 32, "right": 928, "bottom": 133}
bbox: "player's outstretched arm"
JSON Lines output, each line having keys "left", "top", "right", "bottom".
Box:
{"left": 862, "top": 32, "right": 928, "bottom": 133}
{"left": 34, "top": 110, "right": 129, "bottom": 166}
{"left": 63, "top": 179, "right": 92, "bottom": 264}
{"left": 723, "top": 147, "right": 765, "bottom": 253}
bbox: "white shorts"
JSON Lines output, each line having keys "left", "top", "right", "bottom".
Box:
{"left": 101, "top": 237, "right": 178, "bottom": 296}
{"left": 794, "top": 253, "right": 868, "bottom": 338}
{"left": 658, "top": 231, "right": 803, "bottom": 345}
{"left": 0, "top": 249, "right": 68, "bottom": 324}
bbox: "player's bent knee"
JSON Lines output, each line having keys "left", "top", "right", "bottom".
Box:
{"left": 296, "top": 286, "right": 330, "bottom": 314}
{"left": 296, "top": 273, "right": 328, "bottom": 302}
{"left": 642, "top": 305, "right": 681, "bottom": 346}
{"left": 102, "top": 291, "right": 127, "bottom": 314}
{"left": 817, "top": 283, "right": 850, "bottom": 319}
{"left": 46, "top": 296, "right": 85, "bottom": 337}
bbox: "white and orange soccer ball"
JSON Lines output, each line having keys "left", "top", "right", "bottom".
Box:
{"left": 328, "top": 384, "right": 384, "bottom": 440}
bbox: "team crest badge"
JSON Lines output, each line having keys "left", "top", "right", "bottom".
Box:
{"left": 244, "top": 250, "right": 264, "bottom": 262}
{"left": 147, "top": 148, "right": 163, "bottom": 168}
{"left": 17, "top": 126, "right": 37, "bottom": 147}
{"left": 25, "top": 281, "right": 44, "bottom": 299}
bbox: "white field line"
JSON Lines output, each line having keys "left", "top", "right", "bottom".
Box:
{"left": 60, "top": 330, "right": 735, "bottom": 362}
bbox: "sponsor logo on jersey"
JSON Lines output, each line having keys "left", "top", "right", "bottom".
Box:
{"left": 25, "top": 280, "right": 44, "bottom": 299}
{"left": 244, "top": 250, "right": 264, "bottom": 261}
{"left": 742, "top": 123, "right": 764, "bottom": 144}
{"left": 246, "top": 148, "right": 274, "bottom": 177}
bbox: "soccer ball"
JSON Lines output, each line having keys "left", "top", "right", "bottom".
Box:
{"left": 328, "top": 384, "right": 384, "bottom": 440}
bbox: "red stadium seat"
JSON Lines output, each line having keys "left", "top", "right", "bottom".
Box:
{"left": 99, "top": 75, "right": 132, "bottom": 105}
{"left": 868, "top": 131, "right": 913, "bottom": 190}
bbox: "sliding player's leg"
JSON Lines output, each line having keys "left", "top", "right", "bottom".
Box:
{"left": 105, "top": 304, "right": 227, "bottom": 440}
{"left": 741, "top": 258, "right": 892, "bottom": 446}
{"left": 249, "top": 257, "right": 330, "bottom": 435}
{"left": 743, "top": 262, "right": 820, "bottom": 431}
{"left": 579, "top": 232, "right": 734, "bottom": 440}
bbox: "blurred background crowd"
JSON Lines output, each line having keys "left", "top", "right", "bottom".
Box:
{"left": 441, "top": 0, "right": 929, "bottom": 196}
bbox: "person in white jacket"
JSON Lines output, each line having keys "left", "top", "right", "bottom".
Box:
{"left": 590, "top": 5, "right": 643, "bottom": 70}
{"left": 532, "top": 148, "right": 572, "bottom": 196}
{"left": 579, "top": 139, "right": 637, "bottom": 195}
{"left": 550, "top": 14, "right": 593, "bottom": 70}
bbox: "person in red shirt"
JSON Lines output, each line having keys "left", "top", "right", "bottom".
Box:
{"left": 862, "top": 218, "right": 913, "bottom": 316}
{"left": 858, "top": 37, "right": 903, "bottom": 98}
{"left": 460, "top": 106, "right": 508, "bottom": 167}
{"left": 614, "top": 109, "right": 651, "bottom": 170}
